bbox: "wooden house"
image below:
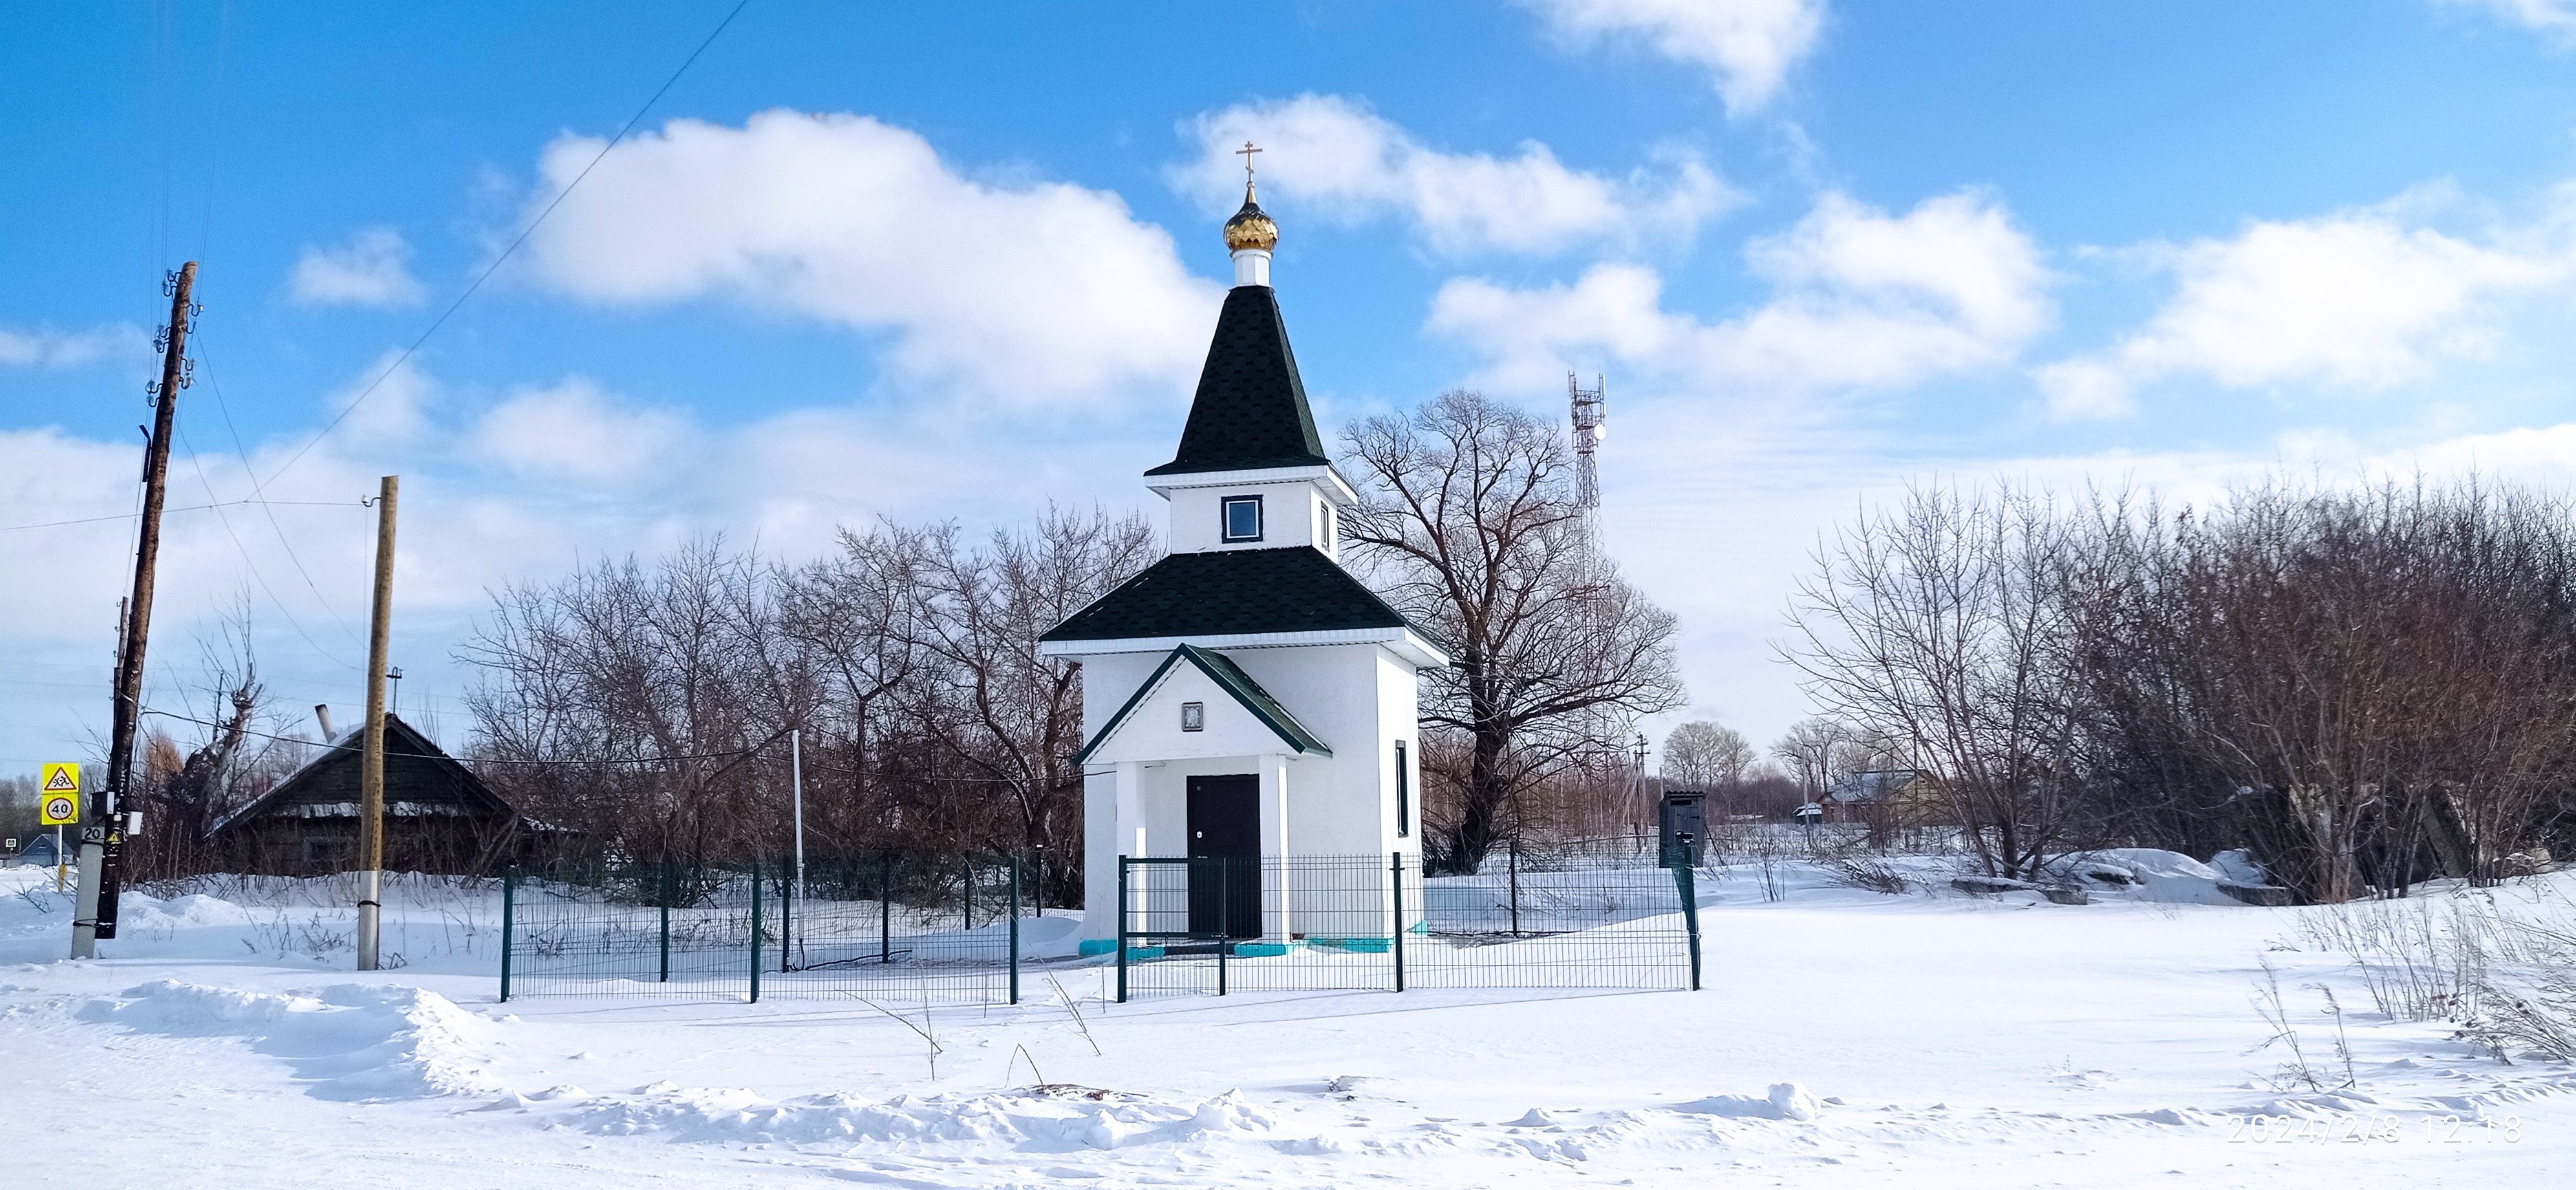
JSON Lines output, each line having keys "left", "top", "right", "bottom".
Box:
{"left": 208, "top": 713, "right": 559, "bottom": 875}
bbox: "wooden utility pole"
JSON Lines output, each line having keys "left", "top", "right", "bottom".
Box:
{"left": 356, "top": 475, "right": 397, "bottom": 971}
{"left": 78, "top": 262, "right": 197, "bottom": 960}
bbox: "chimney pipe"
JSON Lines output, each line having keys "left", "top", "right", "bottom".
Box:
{"left": 315, "top": 704, "right": 337, "bottom": 740}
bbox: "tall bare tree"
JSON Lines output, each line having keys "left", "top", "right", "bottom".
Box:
{"left": 463, "top": 539, "right": 810, "bottom": 865}
{"left": 1787, "top": 485, "right": 2090, "bottom": 880}
{"left": 1662, "top": 720, "right": 1757, "bottom": 790}
{"left": 1343, "top": 390, "right": 1684, "bottom": 872}
{"left": 899, "top": 507, "right": 1154, "bottom": 902}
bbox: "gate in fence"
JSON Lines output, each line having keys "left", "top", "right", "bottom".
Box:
{"left": 499, "top": 845, "right": 1703, "bottom": 1004}
{"left": 1113, "top": 849, "right": 1702, "bottom": 1001}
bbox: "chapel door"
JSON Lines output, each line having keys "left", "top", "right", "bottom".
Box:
{"left": 1186, "top": 774, "right": 1262, "bottom": 939}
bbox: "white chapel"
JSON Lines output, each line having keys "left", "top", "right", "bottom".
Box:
{"left": 1038, "top": 169, "right": 1448, "bottom": 950}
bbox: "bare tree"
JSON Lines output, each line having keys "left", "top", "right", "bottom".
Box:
{"left": 2079, "top": 479, "right": 2576, "bottom": 898}
{"left": 778, "top": 522, "right": 935, "bottom": 854}
{"left": 1786, "top": 485, "right": 2090, "bottom": 880}
{"left": 126, "top": 604, "right": 301, "bottom": 880}
{"left": 1343, "top": 390, "right": 1684, "bottom": 872}
{"left": 1662, "top": 721, "right": 1756, "bottom": 790}
{"left": 1768, "top": 717, "right": 1854, "bottom": 799}
{"left": 462, "top": 538, "right": 810, "bottom": 866}
{"left": 899, "top": 507, "right": 1154, "bottom": 902}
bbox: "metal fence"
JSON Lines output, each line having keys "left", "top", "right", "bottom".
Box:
{"left": 501, "top": 848, "right": 1704, "bottom": 1004}
{"left": 500, "top": 854, "right": 1072, "bottom": 1002}
{"left": 1113, "top": 850, "right": 1702, "bottom": 1001}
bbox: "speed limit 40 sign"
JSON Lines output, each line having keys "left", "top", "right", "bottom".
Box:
{"left": 39, "top": 763, "right": 80, "bottom": 825}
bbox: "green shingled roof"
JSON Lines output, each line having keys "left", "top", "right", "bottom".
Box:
{"left": 1144, "top": 286, "right": 1330, "bottom": 477}
{"left": 1041, "top": 546, "right": 1413, "bottom": 643}
{"left": 1075, "top": 643, "right": 1331, "bottom": 763}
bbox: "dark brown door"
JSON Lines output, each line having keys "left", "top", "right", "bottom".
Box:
{"left": 1186, "top": 774, "right": 1261, "bottom": 938}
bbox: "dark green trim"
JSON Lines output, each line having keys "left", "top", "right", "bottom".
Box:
{"left": 1074, "top": 643, "right": 1332, "bottom": 764}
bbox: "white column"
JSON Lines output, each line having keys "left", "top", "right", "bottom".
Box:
{"left": 1117, "top": 761, "right": 1145, "bottom": 941}
{"left": 1259, "top": 753, "right": 1291, "bottom": 939}
{"left": 1117, "top": 761, "right": 1144, "bottom": 856}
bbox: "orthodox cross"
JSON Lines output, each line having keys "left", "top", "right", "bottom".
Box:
{"left": 1236, "top": 140, "right": 1261, "bottom": 186}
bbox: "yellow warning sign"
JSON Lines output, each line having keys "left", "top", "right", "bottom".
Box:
{"left": 40, "top": 792, "right": 78, "bottom": 826}
{"left": 41, "top": 763, "right": 79, "bottom": 794}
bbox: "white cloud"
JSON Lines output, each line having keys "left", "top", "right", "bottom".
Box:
{"left": 474, "top": 377, "right": 689, "bottom": 486}
{"left": 326, "top": 349, "right": 437, "bottom": 444}
{"left": 1174, "top": 95, "right": 1734, "bottom": 255}
{"left": 2035, "top": 207, "right": 2562, "bottom": 420}
{"left": 0, "top": 323, "right": 147, "bottom": 369}
{"left": 2442, "top": 0, "right": 2576, "bottom": 36}
{"left": 1428, "top": 189, "right": 2050, "bottom": 395}
{"left": 1521, "top": 0, "right": 1825, "bottom": 114}
{"left": 512, "top": 110, "right": 1221, "bottom": 409}
{"left": 290, "top": 228, "right": 427, "bottom": 307}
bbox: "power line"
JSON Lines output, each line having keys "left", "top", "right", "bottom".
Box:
{"left": 140, "top": 708, "right": 755, "bottom": 767}
{"left": 257, "top": 0, "right": 754, "bottom": 489}
{"left": 173, "top": 414, "right": 353, "bottom": 665}
{"left": 195, "top": 338, "right": 367, "bottom": 652}
{"left": 0, "top": 498, "right": 356, "bottom": 534}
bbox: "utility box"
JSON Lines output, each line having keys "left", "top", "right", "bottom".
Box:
{"left": 1657, "top": 791, "right": 1707, "bottom": 868}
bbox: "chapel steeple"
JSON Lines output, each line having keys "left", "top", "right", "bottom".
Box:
{"left": 1144, "top": 143, "right": 1328, "bottom": 478}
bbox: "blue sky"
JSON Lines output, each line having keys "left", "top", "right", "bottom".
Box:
{"left": 8, "top": 0, "right": 2576, "bottom": 770}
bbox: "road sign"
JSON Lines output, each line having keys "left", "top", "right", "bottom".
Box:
{"left": 40, "top": 792, "right": 79, "bottom": 826}
{"left": 41, "top": 763, "right": 80, "bottom": 794}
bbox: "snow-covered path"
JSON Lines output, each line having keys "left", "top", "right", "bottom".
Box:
{"left": 3, "top": 865, "right": 2566, "bottom": 1188}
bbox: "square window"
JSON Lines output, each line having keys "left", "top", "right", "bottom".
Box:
{"left": 1181, "top": 701, "right": 1205, "bottom": 731}
{"left": 1221, "top": 495, "right": 1263, "bottom": 542}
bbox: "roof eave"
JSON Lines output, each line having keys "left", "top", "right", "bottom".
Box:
{"left": 1144, "top": 462, "right": 1359, "bottom": 506}
{"left": 1042, "top": 625, "right": 1449, "bottom": 668}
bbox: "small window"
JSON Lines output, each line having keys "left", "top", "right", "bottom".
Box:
{"left": 1322, "top": 503, "right": 1336, "bottom": 550}
{"left": 1395, "top": 740, "right": 1411, "bottom": 838}
{"left": 1221, "top": 495, "right": 1263, "bottom": 542}
{"left": 1181, "top": 701, "right": 1205, "bottom": 731}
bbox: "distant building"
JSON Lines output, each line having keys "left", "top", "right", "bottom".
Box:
{"left": 208, "top": 713, "right": 566, "bottom": 875}
{"left": 13, "top": 832, "right": 66, "bottom": 867}
{"left": 1820, "top": 769, "right": 1920, "bottom": 825}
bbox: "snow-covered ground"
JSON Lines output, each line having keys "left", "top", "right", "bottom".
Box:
{"left": 3, "top": 858, "right": 2568, "bottom": 1188}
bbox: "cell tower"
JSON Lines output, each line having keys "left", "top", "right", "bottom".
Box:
{"left": 1569, "top": 373, "right": 1606, "bottom": 513}
{"left": 1565, "top": 371, "right": 1640, "bottom": 833}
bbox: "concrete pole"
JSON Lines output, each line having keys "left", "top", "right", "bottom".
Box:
{"left": 356, "top": 475, "right": 397, "bottom": 971}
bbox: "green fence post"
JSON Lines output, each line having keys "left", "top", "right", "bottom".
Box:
{"left": 1671, "top": 858, "right": 1702, "bottom": 991}
{"left": 1390, "top": 852, "right": 1404, "bottom": 993}
{"left": 658, "top": 862, "right": 672, "bottom": 984}
{"left": 1216, "top": 856, "right": 1228, "bottom": 997}
{"left": 879, "top": 853, "right": 893, "bottom": 965}
{"left": 749, "top": 861, "right": 763, "bottom": 1004}
{"left": 1007, "top": 855, "right": 1022, "bottom": 1006}
{"left": 779, "top": 865, "right": 792, "bottom": 975}
{"left": 965, "top": 863, "right": 975, "bottom": 933}
{"left": 499, "top": 867, "right": 516, "bottom": 1002}
{"left": 1115, "top": 856, "right": 1130, "bottom": 1004}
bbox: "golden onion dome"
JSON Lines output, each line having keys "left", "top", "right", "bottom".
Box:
{"left": 1223, "top": 182, "right": 1279, "bottom": 252}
